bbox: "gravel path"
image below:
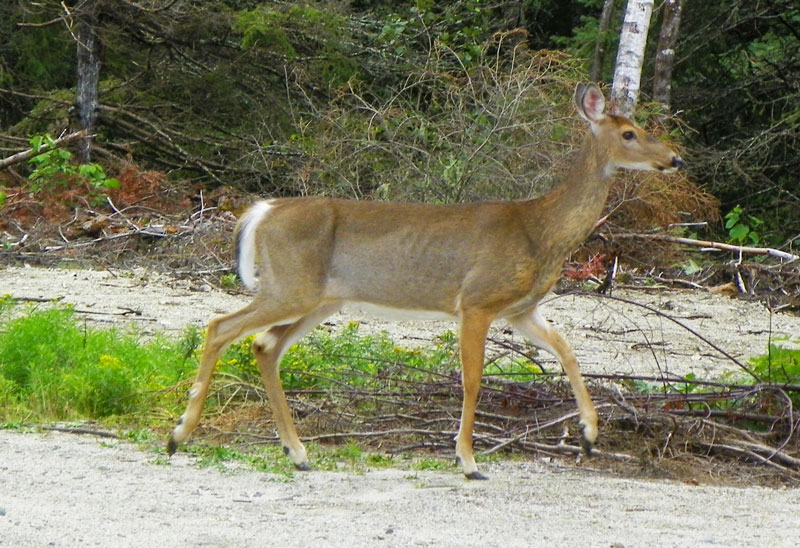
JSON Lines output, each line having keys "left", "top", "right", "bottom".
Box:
{"left": 2, "top": 429, "right": 799, "bottom": 548}
{"left": 1, "top": 265, "right": 800, "bottom": 547}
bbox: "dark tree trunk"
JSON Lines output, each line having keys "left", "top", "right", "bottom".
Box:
{"left": 75, "top": 1, "right": 101, "bottom": 164}
{"left": 653, "top": 0, "right": 683, "bottom": 112}
{"left": 590, "top": 0, "right": 616, "bottom": 82}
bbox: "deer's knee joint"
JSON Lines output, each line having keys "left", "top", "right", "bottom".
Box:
{"left": 252, "top": 330, "right": 280, "bottom": 355}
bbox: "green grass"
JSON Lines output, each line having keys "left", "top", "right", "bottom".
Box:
{"left": 0, "top": 297, "right": 196, "bottom": 421}
{"left": 0, "top": 298, "right": 473, "bottom": 425}
{"left": 749, "top": 339, "right": 800, "bottom": 406}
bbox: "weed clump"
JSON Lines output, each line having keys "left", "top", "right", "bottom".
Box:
{"left": 0, "top": 298, "right": 195, "bottom": 420}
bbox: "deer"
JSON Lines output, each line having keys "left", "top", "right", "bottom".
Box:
{"left": 167, "top": 83, "right": 683, "bottom": 480}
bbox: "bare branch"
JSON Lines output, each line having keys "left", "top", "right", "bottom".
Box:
{"left": 0, "top": 130, "right": 88, "bottom": 171}
{"left": 615, "top": 232, "right": 799, "bottom": 262}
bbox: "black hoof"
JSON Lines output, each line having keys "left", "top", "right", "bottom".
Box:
{"left": 166, "top": 437, "right": 178, "bottom": 457}
{"left": 294, "top": 461, "right": 312, "bottom": 472}
{"left": 465, "top": 471, "right": 489, "bottom": 481}
{"left": 579, "top": 436, "right": 594, "bottom": 456}
{"left": 578, "top": 423, "right": 595, "bottom": 456}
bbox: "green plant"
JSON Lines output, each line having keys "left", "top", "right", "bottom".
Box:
{"left": 0, "top": 302, "right": 196, "bottom": 421}
{"left": 749, "top": 343, "right": 800, "bottom": 405}
{"left": 277, "top": 323, "right": 456, "bottom": 392}
{"left": 724, "top": 205, "right": 764, "bottom": 245}
{"left": 27, "top": 134, "right": 120, "bottom": 203}
{"left": 186, "top": 444, "right": 295, "bottom": 477}
{"left": 219, "top": 273, "right": 240, "bottom": 290}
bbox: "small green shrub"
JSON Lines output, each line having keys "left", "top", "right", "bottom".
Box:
{"left": 278, "top": 323, "right": 456, "bottom": 392}
{"left": 27, "top": 134, "right": 120, "bottom": 204}
{"left": 0, "top": 302, "right": 196, "bottom": 421}
{"left": 724, "top": 205, "right": 764, "bottom": 245}
{"left": 749, "top": 342, "right": 800, "bottom": 405}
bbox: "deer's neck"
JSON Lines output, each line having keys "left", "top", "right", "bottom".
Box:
{"left": 530, "top": 133, "right": 615, "bottom": 255}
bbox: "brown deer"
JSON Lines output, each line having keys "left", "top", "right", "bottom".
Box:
{"left": 167, "top": 83, "right": 683, "bottom": 479}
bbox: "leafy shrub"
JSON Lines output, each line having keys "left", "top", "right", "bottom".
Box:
{"left": 0, "top": 302, "right": 195, "bottom": 420}
{"left": 217, "top": 323, "right": 458, "bottom": 393}
{"left": 27, "top": 134, "right": 120, "bottom": 204}
{"left": 724, "top": 205, "right": 764, "bottom": 245}
{"left": 749, "top": 343, "right": 800, "bottom": 405}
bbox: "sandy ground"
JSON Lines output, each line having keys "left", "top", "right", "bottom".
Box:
{"left": 1, "top": 265, "right": 800, "bottom": 547}
{"left": 1, "top": 429, "right": 799, "bottom": 548}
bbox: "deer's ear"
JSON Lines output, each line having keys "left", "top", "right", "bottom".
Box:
{"left": 575, "top": 83, "right": 606, "bottom": 123}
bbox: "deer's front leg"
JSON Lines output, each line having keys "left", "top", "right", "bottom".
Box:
{"left": 509, "top": 309, "right": 598, "bottom": 452}
{"left": 455, "top": 310, "right": 493, "bottom": 480}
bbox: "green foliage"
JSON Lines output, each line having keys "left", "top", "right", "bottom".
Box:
{"left": 0, "top": 299, "right": 461, "bottom": 426}
{"left": 186, "top": 444, "right": 296, "bottom": 477}
{"left": 27, "top": 134, "right": 120, "bottom": 203}
{"left": 749, "top": 343, "right": 800, "bottom": 400}
{"left": 0, "top": 301, "right": 196, "bottom": 421}
{"left": 219, "top": 273, "right": 240, "bottom": 290}
{"left": 216, "top": 321, "right": 543, "bottom": 398}
{"left": 234, "top": 5, "right": 358, "bottom": 86}
{"left": 631, "top": 341, "right": 800, "bottom": 414}
{"left": 273, "top": 323, "right": 455, "bottom": 392}
{"left": 676, "top": 3, "right": 800, "bottom": 240}
{"left": 724, "top": 205, "right": 763, "bottom": 245}
{"left": 5, "top": 18, "right": 73, "bottom": 90}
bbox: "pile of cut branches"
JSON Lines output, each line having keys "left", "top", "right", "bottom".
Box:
{"left": 196, "top": 337, "right": 800, "bottom": 485}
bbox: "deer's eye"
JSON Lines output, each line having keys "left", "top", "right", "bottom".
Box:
{"left": 622, "top": 130, "right": 636, "bottom": 141}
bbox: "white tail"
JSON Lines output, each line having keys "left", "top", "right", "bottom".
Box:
{"left": 168, "top": 83, "right": 683, "bottom": 479}
{"left": 235, "top": 200, "right": 272, "bottom": 290}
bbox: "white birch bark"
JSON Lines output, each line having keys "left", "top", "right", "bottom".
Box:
{"left": 611, "top": 0, "right": 654, "bottom": 117}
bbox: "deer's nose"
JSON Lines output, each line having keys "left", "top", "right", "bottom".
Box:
{"left": 672, "top": 156, "right": 684, "bottom": 169}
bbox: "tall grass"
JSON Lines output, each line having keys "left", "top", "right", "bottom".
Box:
{"left": 0, "top": 297, "right": 196, "bottom": 421}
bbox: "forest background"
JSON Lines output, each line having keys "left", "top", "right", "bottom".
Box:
{"left": 0, "top": 0, "right": 798, "bottom": 259}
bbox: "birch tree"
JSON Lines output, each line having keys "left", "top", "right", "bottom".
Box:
{"left": 611, "top": 0, "right": 654, "bottom": 117}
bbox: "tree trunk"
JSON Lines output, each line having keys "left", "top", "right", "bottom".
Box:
{"left": 611, "top": 0, "right": 654, "bottom": 117}
{"left": 75, "top": 1, "right": 101, "bottom": 164}
{"left": 590, "top": 0, "right": 616, "bottom": 82}
{"left": 652, "top": 0, "right": 683, "bottom": 112}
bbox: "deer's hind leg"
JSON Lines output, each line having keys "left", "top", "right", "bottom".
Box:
{"left": 167, "top": 299, "right": 323, "bottom": 455}
{"left": 251, "top": 303, "right": 340, "bottom": 470}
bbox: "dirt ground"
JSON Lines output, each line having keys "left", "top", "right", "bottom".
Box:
{"left": 1, "top": 428, "right": 799, "bottom": 548}
{"left": 1, "top": 265, "right": 800, "bottom": 547}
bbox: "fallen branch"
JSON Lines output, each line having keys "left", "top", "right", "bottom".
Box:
{"left": 0, "top": 130, "right": 88, "bottom": 170}
{"left": 693, "top": 440, "right": 800, "bottom": 480}
{"left": 615, "top": 232, "right": 799, "bottom": 262}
